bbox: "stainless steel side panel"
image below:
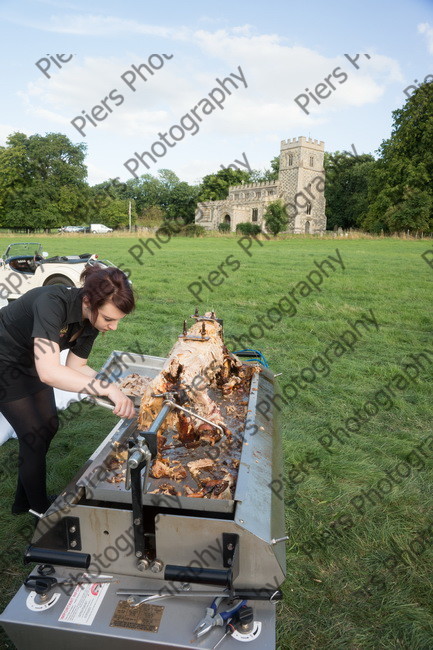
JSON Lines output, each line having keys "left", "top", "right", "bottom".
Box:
{"left": 233, "top": 369, "right": 287, "bottom": 577}
{"left": 156, "top": 514, "right": 285, "bottom": 589}
{"left": 0, "top": 570, "right": 276, "bottom": 649}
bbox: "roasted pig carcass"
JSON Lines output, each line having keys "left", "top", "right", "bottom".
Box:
{"left": 138, "top": 314, "right": 243, "bottom": 443}
{"left": 111, "top": 313, "right": 260, "bottom": 500}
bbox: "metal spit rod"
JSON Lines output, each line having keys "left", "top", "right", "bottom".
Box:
{"left": 116, "top": 589, "right": 282, "bottom": 604}
{"left": 83, "top": 395, "right": 223, "bottom": 434}
{"left": 162, "top": 399, "right": 224, "bottom": 435}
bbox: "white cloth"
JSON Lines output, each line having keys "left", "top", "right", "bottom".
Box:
{"left": 0, "top": 297, "right": 83, "bottom": 445}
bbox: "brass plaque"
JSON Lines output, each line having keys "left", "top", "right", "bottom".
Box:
{"left": 110, "top": 600, "right": 164, "bottom": 633}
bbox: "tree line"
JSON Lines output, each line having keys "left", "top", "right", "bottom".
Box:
{"left": 325, "top": 81, "right": 433, "bottom": 233}
{"left": 0, "top": 81, "right": 432, "bottom": 233}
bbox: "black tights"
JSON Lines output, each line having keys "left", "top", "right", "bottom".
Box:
{"left": 0, "top": 387, "right": 59, "bottom": 513}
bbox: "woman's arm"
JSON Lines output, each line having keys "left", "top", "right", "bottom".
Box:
{"left": 66, "top": 350, "right": 98, "bottom": 378}
{"left": 34, "top": 338, "right": 135, "bottom": 419}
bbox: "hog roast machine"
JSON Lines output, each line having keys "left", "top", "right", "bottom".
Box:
{"left": 0, "top": 312, "right": 286, "bottom": 650}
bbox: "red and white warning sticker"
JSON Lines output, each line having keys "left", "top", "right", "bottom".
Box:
{"left": 58, "top": 574, "right": 111, "bottom": 626}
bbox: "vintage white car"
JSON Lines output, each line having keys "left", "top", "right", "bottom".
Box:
{"left": 0, "top": 242, "right": 109, "bottom": 302}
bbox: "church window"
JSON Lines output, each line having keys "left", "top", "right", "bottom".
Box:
{"left": 234, "top": 193, "right": 239, "bottom": 199}
{"left": 306, "top": 202, "right": 312, "bottom": 215}
{"left": 252, "top": 208, "right": 258, "bottom": 222}
{"left": 256, "top": 191, "right": 261, "bottom": 198}
{"left": 288, "top": 154, "right": 293, "bottom": 165}
{"left": 310, "top": 156, "right": 314, "bottom": 167}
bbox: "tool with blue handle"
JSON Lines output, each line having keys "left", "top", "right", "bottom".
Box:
{"left": 211, "top": 605, "right": 255, "bottom": 649}
{"left": 193, "top": 598, "right": 247, "bottom": 639}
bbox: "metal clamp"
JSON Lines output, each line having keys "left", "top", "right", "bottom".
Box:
{"left": 191, "top": 308, "right": 223, "bottom": 326}
{"left": 125, "top": 436, "right": 152, "bottom": 491}
{"left": 178, "top": 319, "right": 211, "bottom": 341}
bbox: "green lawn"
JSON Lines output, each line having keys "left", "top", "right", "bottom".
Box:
{"left": 0, "top": 233, "right": 432, "bottom": 649}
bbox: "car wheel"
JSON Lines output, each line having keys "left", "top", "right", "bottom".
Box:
{"left": 44, "top": 275, "right": 75, "bottom": 287}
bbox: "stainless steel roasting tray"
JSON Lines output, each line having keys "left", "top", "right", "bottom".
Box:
{"left": 77, "top": 352, "right": 263, "bottom": 515}
{"left": 93, "top": 350, "right": 166, "bottom": 407}
{"left": 76, "top": 419, "right": 236, "bottom": 514}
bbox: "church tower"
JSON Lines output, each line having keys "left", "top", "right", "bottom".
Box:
{"left": 278, "top": 137, "right": 326, "bottom": 233}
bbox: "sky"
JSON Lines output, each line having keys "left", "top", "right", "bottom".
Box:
{"left": 0, "top": 0, "right": 432, "bottom": 186}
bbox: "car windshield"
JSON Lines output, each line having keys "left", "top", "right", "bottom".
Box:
{"left": 3, "top": 243, "right": 43, "bottom": 259}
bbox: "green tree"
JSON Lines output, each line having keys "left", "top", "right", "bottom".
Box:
{"left": 0, "top": 133, "right": 29, "bottom": 215}
{"left": 164, "top": 181, "right": 200, "bottom": 223}
{"left": 124, "top": 174, "right": 164, "bottom": 216}
{"left": 363, "top": 158, "right": 432, "bottom": 232}
{"left": 98, "top": 198, "right": 137, "bottom": 229}
{"left": 364, "top": 81, "right": 433, "bottom": 233}
{"left": 137, "top": 205, "right": 165, "bottom": 228}
{"left": 0, "top": 132, "right": 88, "bottom": 230}
{"left": 324, "top": 151, "right": 376, "bottom": 230}
{"left": 249, "top": 155, "right": 280, "bottom": 183}
{"left": 264, "top": 200, "right": 288, "bottom": 235}
{"left": 117, "top": 170, "right": 199, "bottom": 224}
{"left": 198, "top": 167, "right": 251, "bottom": 201}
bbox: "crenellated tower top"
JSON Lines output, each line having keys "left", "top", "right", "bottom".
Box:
{"left": 280, "top": 136, "right": 324, "bottom": 151}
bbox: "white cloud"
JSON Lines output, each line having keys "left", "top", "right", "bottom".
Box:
{"left": 192, "top": 30, "right": 401, "bottom": 115}
{"left": 86, "top": 161, "right": 116, "bottom": 185}
{"left": 418, "top": 23, "right": 433, "bottom": 54}
{"left": 362, "top": 51, "right": 404, "bottom": 83}
{"left": 17, "top": 23, "right": 403, "bottom": 146}
{"left": 0, "top": 124, "right": 29, "bottom": 144}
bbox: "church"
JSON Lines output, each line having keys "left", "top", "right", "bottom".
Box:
{"left": 195, "top": 136, "right": 327, "bottom": 234}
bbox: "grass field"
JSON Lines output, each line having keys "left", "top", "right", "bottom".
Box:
{"left": 0, "top": 233, "right": 432, "bottom": 649}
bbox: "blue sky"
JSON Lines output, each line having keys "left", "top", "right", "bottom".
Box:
{"left": 0, "top": 0, "right": 432, "bottom": 185}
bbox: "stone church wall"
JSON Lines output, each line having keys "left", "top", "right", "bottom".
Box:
{"left": 196, "top": 136, "right": 326, "bottom": 234}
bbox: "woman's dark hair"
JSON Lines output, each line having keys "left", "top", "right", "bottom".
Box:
{"left": 80, "top": 265, "right": 135, "bottom": 319}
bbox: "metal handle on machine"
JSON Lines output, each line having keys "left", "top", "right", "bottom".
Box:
{"left": 83, "top": 395, "right": 138, "bottom": 416}
{"left": 24, "top": 546, "right": 90, "bottom": 569}
{"left": 83, "top": 396, "right": 115, "bottom": 410}
{"left": 164, "top": 565, "right": 232, "bottom": 586}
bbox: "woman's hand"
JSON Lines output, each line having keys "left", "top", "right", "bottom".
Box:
{"left": 107, "top": 384, "right": 136, "bottom": 419}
